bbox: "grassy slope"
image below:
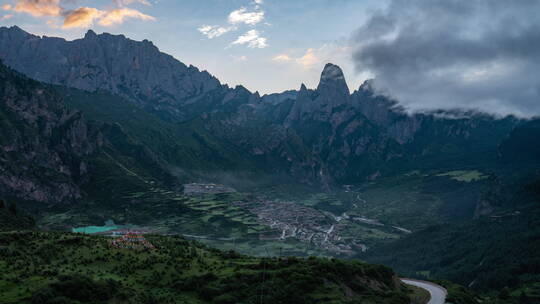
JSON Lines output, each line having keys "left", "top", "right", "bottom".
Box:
{"left": 0, "top": 231, "right": 412, "bottom": 304}
{"left": 58, "top": 87, "right": 287, "bottom": 176}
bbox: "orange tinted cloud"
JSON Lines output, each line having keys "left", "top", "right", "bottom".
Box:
{"left": 62, "top": 6, "right": 154, "bottom": 28}
{"left": 63, "top": 7, "right": 103, "bottom": 29}
{"left": 14, "top": 0, "right": 62, "bottom": 17}
{"left": 98, "top": 8, "right": 155, "bottom": 26}
{"left": 11, "top": 0, "right": 156, "bottom": 28}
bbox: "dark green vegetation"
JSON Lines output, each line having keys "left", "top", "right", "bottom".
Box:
{"left": 338, "top": 170, "right": 490, "bottom": 230}
{"left": 407, "top": 286, "right": 430, "bottom": 304}
{"left": 362, "top": 171, "right": 540, "bottom": 303}
{"left": 57, "top": 86, "right": 266, "bottom": 177}
{"left": 359, "top": 118, "right": 540, "bottom": 303}
{"left": 0, "top": 200, "right": 34, "bottom": 231}
{"left": 0, "top": 231, "right": 412, "bottom": 304}
{"left": 432, "top": 281, "right": 478, "bottom": 304}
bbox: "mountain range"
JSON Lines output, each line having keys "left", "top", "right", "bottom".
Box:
{"left": 0, "top": 26, "right": 526, "bottom": 205}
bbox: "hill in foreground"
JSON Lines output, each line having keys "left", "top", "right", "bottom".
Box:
{"left": 0, "top": 231, "right": 413, "bottom": 304}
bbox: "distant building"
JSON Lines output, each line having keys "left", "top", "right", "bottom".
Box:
{"left": 110, "top": 231, "right": 155, "bottom": 250}
{"left": 183, "top": 183, "right": 235, "bottom": 196}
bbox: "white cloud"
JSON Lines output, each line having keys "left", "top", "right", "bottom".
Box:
{"left": 232, "top": 55, "right": 248, "bottom": 62}
{"left": 296, "top": 48, "right": 319, "bottom": 67}
{"left": 272, "top": 54, "right": 292, "bottom": 62}
{"left": 272, "top": 49, "right": 320, "bottom": 68}
{"left": 228, "top": 7, "right": 264, "bottom": 25}
{"left": 198, "top": 25, "right": 235, "bottom": 39}
{"left": 198, "top": 2, "right": 268, "bottom": 48}
{"left": 232, "top": 29, "right": 268, "bottom": 48}
{"left": 114, "top": 0, "right": 152, "bottom": 7}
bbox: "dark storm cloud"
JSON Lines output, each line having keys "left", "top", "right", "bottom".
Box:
{"left": 352, "top": 0, "right": 540, "bottom": 117}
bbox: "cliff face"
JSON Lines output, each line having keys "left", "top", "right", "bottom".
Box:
{"left": 0, "top": 62, "right": 100, "bottom": 203}
{"left": 0, "top": 26, "right": 222, "bottom": 120}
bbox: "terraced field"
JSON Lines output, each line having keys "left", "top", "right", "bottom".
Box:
{"left": 33, "top": 168, "right": 490, "bottom": 258}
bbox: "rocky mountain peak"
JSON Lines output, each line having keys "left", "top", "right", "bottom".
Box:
{"left": 358, "top": 79, "right": 375, "bottom": 94}
{"left": 84, "top": 29, "right": 97, "bottom": 39}
{"left": 317, "top": 63, "right": 349, "bottom": 94}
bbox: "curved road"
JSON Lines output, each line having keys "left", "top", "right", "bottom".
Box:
{"left": 401, "top": 279, "right": 447, "bottom": 304}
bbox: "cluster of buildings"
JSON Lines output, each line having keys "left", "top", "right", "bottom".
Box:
{"left": 183, "top": 183, "right": 236, "bottom": 196}
{"left": 110, "top": 230, "right": 155, "bottom": 250}
{"left": 234, "top": 200, "right": 356, "bottom": 255}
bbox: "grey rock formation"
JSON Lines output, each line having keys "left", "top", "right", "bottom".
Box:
{"left": 286, "top": 64, "right": 351, "bottom": 124}
{"left": 0, "top": 63, "right": 100, "bottom": 203}
{"left": 0, "top": 26, "right": 222, "bottom": 120}
{"left": 261, "top": 90, "right": 297, "bottom": 105}
{"left": 351, "top": 82, "right": 421, "bottom": 144}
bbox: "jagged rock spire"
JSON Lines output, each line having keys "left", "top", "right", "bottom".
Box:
{"left": 317, "top": 63, "right": 349, "bottom": 94}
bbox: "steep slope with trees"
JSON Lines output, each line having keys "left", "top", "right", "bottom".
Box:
{"left": 0, "top": 231, "right": 412, "bottom": 304}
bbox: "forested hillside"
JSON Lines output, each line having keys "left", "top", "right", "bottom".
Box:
{"left": 0, "top": 231, "right": 412, "bottom": 304}
{"left": 362, "top": 174, "right": 540, "bottom": 303}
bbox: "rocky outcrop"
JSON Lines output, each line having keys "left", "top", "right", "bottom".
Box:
{"left": 280, "top": 64, "right": 397, "bottom": 182}
{"left": 286, "top": 64, "right": 351, "bottom": 125}
{"left": 0, "top": 62, "right": 100, "bottom": 203}
{"left": 0, "top": 26, "right": 222, "bottom": 120}
{"left": 261, "top": 90, "right": 297, "bottom": 105}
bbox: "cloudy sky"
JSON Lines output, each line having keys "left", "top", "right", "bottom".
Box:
{"left": 1, "top": 0, "right": 539, "bottom": 116}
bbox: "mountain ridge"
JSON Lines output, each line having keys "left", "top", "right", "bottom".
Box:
{"left": 0, "top": 26, "right": 523, "bottom": 190}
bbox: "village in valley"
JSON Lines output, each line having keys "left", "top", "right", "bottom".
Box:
{"left": 67, "top": 182, "right": 408, "bottom": 257}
